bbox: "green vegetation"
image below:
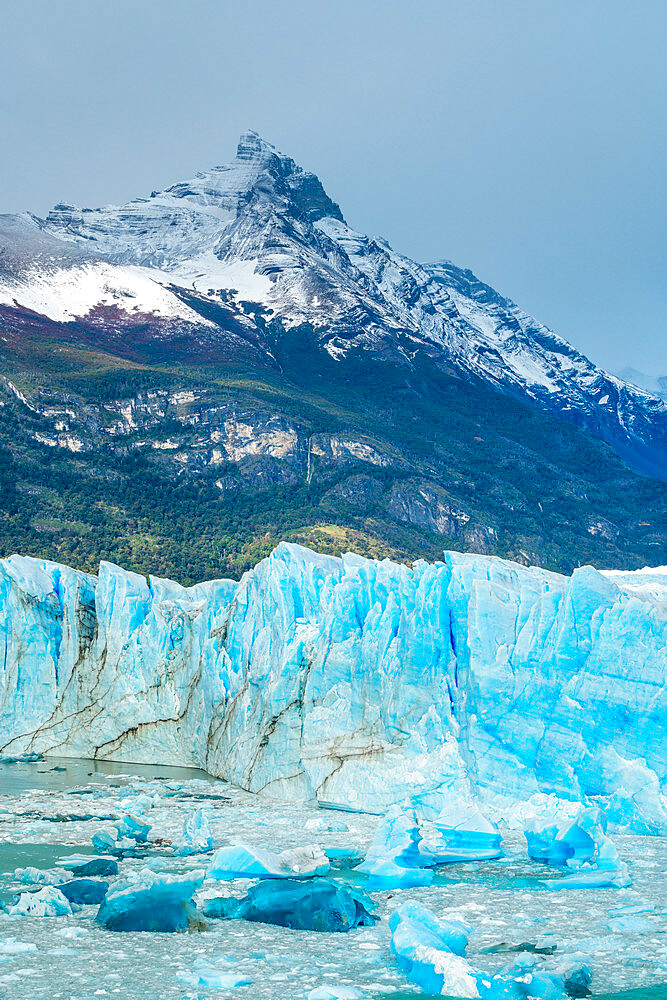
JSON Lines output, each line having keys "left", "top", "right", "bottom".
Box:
{"left": 1, "top": 321, "right": 665, "bottom": 585}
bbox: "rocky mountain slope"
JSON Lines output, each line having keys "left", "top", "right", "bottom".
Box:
{"left": 0, "top": 132, "right": 665, "bottom": 579}
{"left": 2, "top": 543, "right": 665, "bottom": 832}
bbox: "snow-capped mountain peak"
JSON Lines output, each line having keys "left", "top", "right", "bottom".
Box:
{"left": 0, "top": 131, "right": 665, "bottom": 477}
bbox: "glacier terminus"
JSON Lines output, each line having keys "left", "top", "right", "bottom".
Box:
{"left": 1, "top": 542, "right": 664, "bottom": 835}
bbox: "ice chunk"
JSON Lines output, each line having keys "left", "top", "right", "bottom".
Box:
{"left": 559, "top": 962, "right": 592, "bottom": 998}
{"left": 13, "top": 866, "right": 66, "bottom": 886}
{"left": 95, "top": 869, "right": 205, "bottom": 932}
{"left": 356, "top": 806, "right": 433, "bottom": 888}
{"left": 208, "top": 843, "right": 329, "bottom": 880}
{"left": 389, "top": 903, "right": 569, "bottom": 999}
{"left": 63, "top": 856, "right": 119, "bottom": 877}
{"left": 8, "top": 886, "right": 72, "bottom": 917}
{"left": 203, "top": 877, "right": 377, "bottom": 932}
{"left": 525, "top": 812, "right": 598, "bottom": 867}
{"left": 193, "top": 963, "right": 252, "bottom": 988}
{"left": 424, "top": 799, "right": 502, "bottom": 863}
{"left": 308, "top": 988, "right": 363, "bottom": 1000}
{"left": 0, "top": 938, "right": 38, "bottom": 954}
{"left": 176, "top": 808, "right": 214, "bottom": 856}
{"left": 91, "top": 830, "right": 117, "bottom": 852}
{"left": 58, "top": 878, "right": 109, "bottom": 905}
{"left": 389, "top": 902, "right": 479, "bottom": 997}
{"left": 114, "top": 814, "right": 150, "bottom": 843}
{"left": 527, "top": 808, "right": 631, "bottom": 889}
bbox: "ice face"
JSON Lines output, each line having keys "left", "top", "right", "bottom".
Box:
{"left": 1, "top": 543, "right": 665, "bottom": 834}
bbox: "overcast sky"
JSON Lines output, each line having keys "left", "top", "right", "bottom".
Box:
{"left": 1, "top": 0, "right": 665, "bottom": 374}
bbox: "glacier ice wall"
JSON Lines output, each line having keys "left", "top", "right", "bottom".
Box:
{"left": 0, "top": 544, "right": 665, "bottom": 832}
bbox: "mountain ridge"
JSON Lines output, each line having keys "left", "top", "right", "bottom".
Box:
{"left": 0, "top": 131, "right": 665, "bottom": 581}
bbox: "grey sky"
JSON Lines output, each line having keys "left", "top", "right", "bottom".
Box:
{"left": 1, "top": 0, "right": 665, "bottom": 374}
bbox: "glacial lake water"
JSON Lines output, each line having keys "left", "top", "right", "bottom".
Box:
{"left": 0, "top": 757, "right": 665, "bottom": 1000}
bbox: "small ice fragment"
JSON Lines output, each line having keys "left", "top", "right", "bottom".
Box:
{"left": 8, "top": 886, "right": 72, "bottom": 917}
{"left": 175, "top": 808, "right": 213, "bottom": 856}
{"left": 208, "top": 843, "right": 329, "bottom": 880}
{"left": 308, "top": 988, "right": 362, "bottom": 1000}
{"left": 114, "top": 814, "right": 150, "bottom": 843}
{"left": 355, "top": 806, "right": 433, "bottom": 888}
{"left": 92, "top": 830, "right": 117, "bottom": 852}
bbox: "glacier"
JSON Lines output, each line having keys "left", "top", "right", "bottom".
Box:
{"left": 0, "top": 543, "right": 665, "bottom": 834}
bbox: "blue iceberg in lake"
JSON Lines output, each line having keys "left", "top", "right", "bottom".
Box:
{"left": 177, "top": 808, "right": 213, "bottom": 855}
{"left": 208, "top": 843, "right": 329, "bottom": 880}
{"left": 355, "top": 806, "right": 433, "bottom": 887}
{"left": 95, "top": 869, "right": 205, "bottom": 932}
{"left": 526, "top": 808, "right": 631, "bottom": 889}
{"left": 203, "top": 877, "right": 377, "bottom": 932}
{"left": 8, "top": 886, "right": 72, "bottom": 917}
{"left": 389, "top": 902, "right": 570, "bottom": 999}
{"left": 423, "top": 799, "right": 503, "bottom": 863}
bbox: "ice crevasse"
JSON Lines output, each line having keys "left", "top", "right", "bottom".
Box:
{"left": 0, "top": 543, "right": 665, "bottom": 833}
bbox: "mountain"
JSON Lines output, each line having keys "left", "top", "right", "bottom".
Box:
{"left": 2, "top": 543, "right": 665, "bottom": 832}
{"left": 0, "top": 131, "right": 665, "bottom": 580}
{"left": 616, "top": 367, "right": 667, "bottom": 403}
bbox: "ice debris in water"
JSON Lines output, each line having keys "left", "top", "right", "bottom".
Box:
{"left": 207, "top": 842, "right": 329, "bottom": 880}
{"left": 525, "top": 808, "right": 631, "bottom": 889}
{"left": 95, "top": 869, "right": 205, "bottom": 932}
{"left": 91, "top": 829, "right": 116, "bottom": 852}
{"left": 7, "top": 885, "right": 72, "bottom": 917}
{"left": 423, "top": 799, "right": 503, "bottom": 863}
{"left": 58, "top": 878, "right": 109, "bottom": 905}
{"left": 191, "top": 961, "right": 252, "bottom": 989}
{"left": 203, "top": 877, "right": 378, "bottom": 932}
{"left": 308, "top": 988, "right": 363, "bottom": 1000}
{"left": 355, "top": 805, "right": 433, "bottom": 887}
{"left": 13, "top": 866, "right": 66, "bottom": 885}
{"left": 114, "top": 814, "right": 150, "bottom": 842}
{"left": 59, "top": 855, "right": 119, "bottom": 877}
{"left": 389, "top": 902, "right": 575, "bottom": 999}
{"left": 176, "top": 808, "right": 213, "bottom": 856}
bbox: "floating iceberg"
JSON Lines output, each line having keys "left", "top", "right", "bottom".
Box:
{"left": 0, "top": 545, "right": 665, "bottom": 832}
{"left": 203, "top": 877, "right": 377, "bottom": 932}
{"left": 526, "top": 808, "right": 631, "bottom": 889}
{"left": 60, "top": 856, "right": 119, "bottom": 878}
{"left": 389, "top": 902, "right": 479, "bottom": 997}
{"left": 356, "top": 806, "right": 433, "bottom": 887}
{"left": 13, "top": 866, "right": 66, "bottom": 886}
{"left": 114, "top": 814, "right": 150, "bottom": 843}
{"left": 208, "top": 843, "right": 329, "bottom": 880}
{"left": 176, "top": 808, "right": 213, "bottom": 856}
{"left": 423, "top": 800, "right": 503, "bottom": 863}
{"left": 7, "top": 886, "right": 72, "bottom": 917}
{"left": 58, "top": 878, "right": 109, "bottom": 905}
{"left": 95, "top": 869, "right": 205, "bottom": 932}
{"left": 390, "top": 903, "right": 576, "bottom": 999}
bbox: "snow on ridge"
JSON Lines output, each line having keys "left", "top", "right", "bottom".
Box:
{"left": 0, "top": 261, "right": 214, "bottom": 326}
